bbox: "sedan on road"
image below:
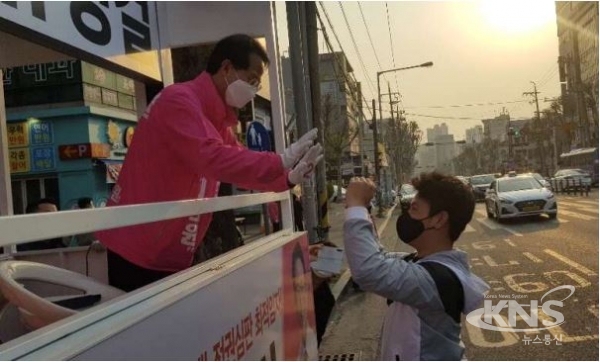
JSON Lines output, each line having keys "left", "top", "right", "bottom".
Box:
{"left": 469, "top": 174, "right": 496, "bottom": 201}
{"left": 398, "top": 184, "right": 417, "bottom": 211}
{"left": 551, "top": 169, "right": 592, "bottom": 191}
{"left": 485, "top": 175, "right": 557, "bottom": 221}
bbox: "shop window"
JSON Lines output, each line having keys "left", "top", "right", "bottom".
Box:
{"left": 11, "top": 177, "right": 59, "bottom": 214}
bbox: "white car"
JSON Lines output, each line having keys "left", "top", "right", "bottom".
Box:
{"left": 485, "top": 175, "right": 557, "bottom": 221}
{"left": 399, "top": 184, "right": 417, "bottom": 210}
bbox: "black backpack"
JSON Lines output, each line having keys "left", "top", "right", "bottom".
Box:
{"left": 387, "top": 253, "right": 465, "bottom": 323}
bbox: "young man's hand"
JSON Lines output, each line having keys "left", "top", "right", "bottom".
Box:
{"left": 346, "top": 177, "right": 376, "bottom": 208}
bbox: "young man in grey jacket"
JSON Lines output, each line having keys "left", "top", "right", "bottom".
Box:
{"left": 344, "top": 173, "right": 489, "bottom": 360}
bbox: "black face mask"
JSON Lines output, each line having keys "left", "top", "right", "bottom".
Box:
{"left": 396, "top": 212, "right": 434, "bottom": 244}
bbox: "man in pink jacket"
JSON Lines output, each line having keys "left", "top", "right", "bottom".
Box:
{"left": 97, "top": 34, "right": 323, "bottom": 292}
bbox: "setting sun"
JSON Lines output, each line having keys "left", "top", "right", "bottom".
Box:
{"left": 479, "top": 0, "right": 557, "bottom": 34}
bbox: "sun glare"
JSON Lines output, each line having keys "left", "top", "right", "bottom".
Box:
{"left": 479, "top": 1, "right": 556, "bottom": 34}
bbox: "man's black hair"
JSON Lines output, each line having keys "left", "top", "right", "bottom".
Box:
{"left": 206, "top": 34, "right": 269, "bottom": 74}
{"left": 25, "top": 202, "right": 38, "bottom": 214}
{"left": 78, "top": 197, "right": 93, "bottom": 209}
{"left": 26, "top": 197, "right": 58, "bottom": 213}
{"left": 411, "top": 172, "right": 475, "bottom": 242}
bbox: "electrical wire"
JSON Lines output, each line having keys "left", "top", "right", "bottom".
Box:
{"left": 317, "top": 3, "right": 373, "bottom": 119}
{"left": 338, "top": 2, "right": 377, "bottom": 95}
{"left": 385, "top": 2, "right": 401, "bottom": 96}
{"left": 403, "top": 99, "right": 531, "bottom": 109}
{"left": 358, "top": 1, "right": 383, "bottom": 70}
{"left": 403, "top": 113, "right": 482, "bottom": 121}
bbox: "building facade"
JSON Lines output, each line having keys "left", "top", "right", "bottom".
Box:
{"left": 465, "top": 125, "right": 484, "bottom": 144}
{"left": 412, "top": 135, "right": 465, "bottom": 177}
{"left": 3, "top": 60, "right": 142, "bottom": 214}
{"left": 318, "top": 52, "right": 362, "bottom": 158}
{"left": 556, "top": 1, "right": 599, "bottom": 148}
{"left": 482, "top": 113, "right": 510, "bottom": 142}
{"left": 426, "top": 123, "right": 449, "bottom": 143}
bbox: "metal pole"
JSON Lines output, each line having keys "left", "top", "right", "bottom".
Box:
{"left": 0, "top": 69, "right": 16, "bottom": 256}
{"left": 507, "top": 120, "right": 513, "bottom": 170}
{"left": 0, "top": 69, "right": 12, "bottom": 218}
{"left": 286, "top": 2, "right": 319, "bottom": 243}
{"left": 372, "top": 98, "right": 383, "bottom": 217}
{"left": 359, "top": 91, "right": 366, "bottom": 177}
{"left": 305, "top": 1, "right": 329, "bottom": 240}
{"left": 552, "top": 126, "right": 558, "bottom": 174}
{"left": 377, "top": 73, "right": 383, "bottom": 215}
{"left": 531, "top": 81, "right": 541, "bottom": 122}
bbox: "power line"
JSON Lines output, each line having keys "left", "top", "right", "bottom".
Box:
{"left": 403, "top": 113, "right": 482, "bottom": 121}
{"left": 358, "top": 1, "right": 382, "bottom": 70}
{"left": 403, "top": 99, "right": 531, "bottom": 109}
{"left": 535, "top": 63, "right": 558, "bottom": 87}
{"left": 384, "top": 2, "right": 401, "bottom": 96}
{"left": 338, "top": 2, "right": 377, "bottom": 95}
{"left": 317, "top": 4, "right": 373, "bottom": 119}
{"left": 537, "top": 68, "right": 560, "bottom": 90}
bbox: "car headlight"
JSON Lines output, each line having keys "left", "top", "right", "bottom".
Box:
{"left": 546, "top": 193, "right": 555, "bottom": 199}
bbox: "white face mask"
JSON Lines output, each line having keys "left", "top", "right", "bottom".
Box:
{"left": 225, "top": 72, "right": 258, "bottom": 109}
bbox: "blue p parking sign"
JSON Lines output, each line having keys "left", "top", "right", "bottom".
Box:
{"left": 246, "top": 121, "right": 272, "bottom": 152}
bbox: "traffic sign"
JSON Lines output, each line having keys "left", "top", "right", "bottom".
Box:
{"left": 59, "top": 143, "right": 110, "bottom": 160}
{"left": 246, "top": 121, "right": 272, "bottom": 152}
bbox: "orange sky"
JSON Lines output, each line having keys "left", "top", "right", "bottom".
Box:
{"left": 275, "top": 1, "right": 561, "bottom": 140}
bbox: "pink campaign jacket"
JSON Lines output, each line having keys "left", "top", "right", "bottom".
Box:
{"left": 96, "top": 72, "right": 290, "bottom": 272}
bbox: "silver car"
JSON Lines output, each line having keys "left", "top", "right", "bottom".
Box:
{"left": 485, "top": 175, "right": 557, "bottom": 221}
{"left": 551, "top": 169, "right": 592, "bottom": 191}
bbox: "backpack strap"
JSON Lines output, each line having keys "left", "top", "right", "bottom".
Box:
{"left": 386, "top": 254, "right": 465, "bottom": 323}
{"left": 419, "top": 262, "right": 464, "bottom": 323}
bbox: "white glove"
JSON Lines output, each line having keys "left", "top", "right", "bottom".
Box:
{"left": 288, "top": 143, "right": 324, "bottom": 185}
{"left": 280, "top": 128, "right": 319, "bottom": 169}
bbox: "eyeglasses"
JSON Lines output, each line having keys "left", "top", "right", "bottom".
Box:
{"left": 235, "top": 70, "right": 262, "bottom": 91}
{"left": 248, "top": 78, "right": 262, "bottom": 91}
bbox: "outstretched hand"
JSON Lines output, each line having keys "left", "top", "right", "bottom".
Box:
{"left": 280, "top": 128, "right": 319, "bottom": 169}
{"left": 288, "top": 144, "right": 324, "bottom": 185}
{"left": 345, "top": 177, "right": 376, "bottom": 208}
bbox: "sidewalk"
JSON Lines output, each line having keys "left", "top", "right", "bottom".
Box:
{"left": 318, "top": 204, "right": 400, "bottom": 361}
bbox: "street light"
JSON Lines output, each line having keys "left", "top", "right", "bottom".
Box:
{"left": 373, "top": 61, "right": 433, "bottom": 217}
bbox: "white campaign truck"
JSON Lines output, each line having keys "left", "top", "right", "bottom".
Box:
{"left": 0, "top": 2, "right": 318, "bottom": 359}
{"left": 0, "top": 193, "right": 317, "bottom": 360}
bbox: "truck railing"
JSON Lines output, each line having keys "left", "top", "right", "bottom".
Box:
{"left": 0, "top": 190, "right": 297, "bottom": 359}
{"left": 1, "top": 191, "right": 289, "bottom": 249}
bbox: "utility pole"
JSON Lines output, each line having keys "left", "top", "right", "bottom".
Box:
{"left": 385, "top": 82, "right": 395, "bottom": 206}
{"left": 286, "top": 2, "right": 319, "bottom": 243}
{"left": 507, "top": 120, "right": 514, "bottom": 170}
{"left": 375, "top": 61, "right": 433, "bottom": 205}
{"left": 523, "top": 81, "right": 545, "bottom": 174}
{"left": 552, "top": 126, "right": 559, "bottom": 174}
{"left": 304, "top": 1, "right": 329, "bottom": 241}
{"left": 359, "top": 90, "right": 366, "bottom": 177}
{"left": 523, "top": 81, "right": 541, "bottom": 121}
{"left": 372, "top": 99, "right": 383, "bottom": 217}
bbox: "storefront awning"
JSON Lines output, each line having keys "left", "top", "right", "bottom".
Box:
{"left": 99, "top": 160, "right": 123, "bottom": 184}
